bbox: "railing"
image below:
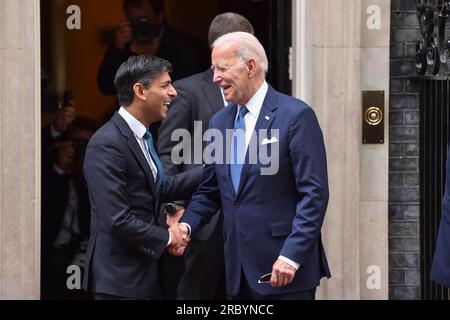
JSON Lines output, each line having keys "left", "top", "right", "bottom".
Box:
{"left": 419, "top": 79, "right": 450, "bottom": 300}
{"left": 416, "top": 0, "right": 450, "bottom": 75}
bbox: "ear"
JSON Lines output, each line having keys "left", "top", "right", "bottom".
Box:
{"left": 247, "top": 59, "right": 257, "bottom": 78}
{"left": 133, "top": 83, "right": 147, "bottom": 101}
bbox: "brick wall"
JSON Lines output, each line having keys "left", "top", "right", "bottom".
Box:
{"left": 389, "top": 0, "right": 421, "bottom": 299}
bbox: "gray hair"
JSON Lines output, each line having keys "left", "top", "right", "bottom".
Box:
{"left": 208, "top": 12, "right": 254, "bottom": 47}
{"left": 212, "top": 31, "right": 268, "bottom": 78}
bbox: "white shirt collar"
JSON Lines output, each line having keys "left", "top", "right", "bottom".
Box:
{"left": 238, "top": 81, "right": 268, "bottom": 117}
{"left": 118, "top": 107, "right": 147, "bottom": 139}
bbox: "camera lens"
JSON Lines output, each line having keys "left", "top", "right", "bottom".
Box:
{"left": 131, "top": 17, "right": 154, "bottom": 45}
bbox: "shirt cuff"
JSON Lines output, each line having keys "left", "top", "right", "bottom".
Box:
{"left": 52, "top": 163, "right": 66, "bottom": 176}
{"left": 167, "top": 230, "right": 172, "bottom": 246}
{"left": 180, "top": 222, "right": 191, "bottom": 237}
{"left": 279, "top": 255, "right": 300, "bottom": 270}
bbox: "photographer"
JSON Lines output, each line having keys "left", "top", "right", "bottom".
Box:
{"left": 41, "top": 117, "right": 97, "bottom": 299}
{"left": 97, "top": 0, "right": 204, "bottom": 97}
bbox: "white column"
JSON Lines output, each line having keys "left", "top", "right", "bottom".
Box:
{"left": 292, "top": 0, "right": 390, "bottom": 299}
{"left": 0, "top": 0, "right": 41, "bottom": 299}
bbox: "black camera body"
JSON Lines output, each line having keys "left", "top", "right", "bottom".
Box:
{"left": 129, "top": 17, "right": 155, "bottom": 45}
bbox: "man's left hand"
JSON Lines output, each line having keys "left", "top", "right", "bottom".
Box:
{"left": 270, "top": 259, "right": 297, "bottom": 288}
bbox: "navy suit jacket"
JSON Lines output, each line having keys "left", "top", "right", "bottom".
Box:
{"left": 431, "top": 147, "right": 450, "bottom": 287}
{"left": 180, "top": 86, "right": 331, "bottom": 296}
{"left": 82, "top": 112, "right": 201, "bottom": 299}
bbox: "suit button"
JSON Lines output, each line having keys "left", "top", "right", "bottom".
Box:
{"left": 235, "top": 202, "right": 240, "bottom": 208}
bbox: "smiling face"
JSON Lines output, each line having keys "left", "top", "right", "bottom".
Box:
{"left": 141, "top": 71, "right": 176, "bottom": 123}
{"left": 211, "top": 44, "right": 255, "bottom": 106}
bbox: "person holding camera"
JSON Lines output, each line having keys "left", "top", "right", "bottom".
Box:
{"left": 97, "top": 0, "right": 203, "bottom": 97}
{"left": 41, "top": 116, "right": 97, "bottom": 299}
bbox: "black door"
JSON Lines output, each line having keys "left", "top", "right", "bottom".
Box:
{"left": 218, "top": 0, "right": 292, "bottom": 95}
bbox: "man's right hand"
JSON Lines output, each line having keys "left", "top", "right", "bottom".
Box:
{"left": 167, "top": 223, "right": 190, "bottom": 256}
{"left": 114, "top": 21, "right": 133, "bottom": 49}
{"left": 53, "top": 101, "right": 75, "bottom": 133}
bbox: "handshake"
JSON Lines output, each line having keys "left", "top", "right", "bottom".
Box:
{"left": 167, "top": 222, "right": 190, "bottom": 256}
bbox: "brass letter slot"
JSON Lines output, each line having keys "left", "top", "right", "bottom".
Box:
{"left": 362, "top": 91, "right": 384, "bottom": 144}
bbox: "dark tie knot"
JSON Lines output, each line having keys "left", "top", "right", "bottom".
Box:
{"left": 143, "top": 130, "right": 153, "bottom": 141}
{"left": 239, "top": 106, "right": 249, "bottom": 118}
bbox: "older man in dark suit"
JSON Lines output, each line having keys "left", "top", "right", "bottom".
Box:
{"left": 179, "top": 32, "right": 331, "bottom": 300}
{"left": 82, "top": 55, "right": 201, "bottom": 300}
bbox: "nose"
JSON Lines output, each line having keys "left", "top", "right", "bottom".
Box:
{"left": 168, "top": 84, "right": 177, "bottom": 97}
{"left": 212, "top": 71, "right": 222, "bottom": 84}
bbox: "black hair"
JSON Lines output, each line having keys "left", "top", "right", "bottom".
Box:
{"left": 114, "top": 55, "right": 172, "bottom": 107}
{"left": 208, "top": 12, "right": 254, "bottom": 47}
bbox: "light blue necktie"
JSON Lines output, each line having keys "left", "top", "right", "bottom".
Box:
{"left": 230, "top": 106, "right": 249, "bottom": 193}
{"left": 143, "top": 130, "right": 164, "bottom": 191}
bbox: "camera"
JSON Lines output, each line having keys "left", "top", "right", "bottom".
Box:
{"left": 129, "top": 17, "right": 155, "bottom": 45}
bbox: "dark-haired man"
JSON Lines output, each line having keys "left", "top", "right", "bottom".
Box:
{"left": 83, "top": 55, "right": 201, "bottom": 300}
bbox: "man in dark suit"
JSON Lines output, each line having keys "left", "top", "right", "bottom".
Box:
{"left": 82, "top": 55, "right": 201, "bottom": 300}
{"left": 179, "top": 32, "right": 331, "bottom": 300}
{"left": 430, "top": 147, "right": 450, "bottom": 287}
{"left": 157, "top": 12, "right": 254, "bottom": 300}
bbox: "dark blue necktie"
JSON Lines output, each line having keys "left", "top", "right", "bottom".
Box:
{"left": 230, "top": 106, "right": 249, "bottom": 193}
{"left": 143, "top": 130, "right": 164, "bottom": 191}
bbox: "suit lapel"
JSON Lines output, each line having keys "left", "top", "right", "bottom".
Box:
{"left": 236, "top": 87, "right": 278, "bottom": 196}
{"left": 112, "top": 113, "right": 158, "bottom": 197}
{"left": 202, "top": 69, "right": 224, "bottom": 114}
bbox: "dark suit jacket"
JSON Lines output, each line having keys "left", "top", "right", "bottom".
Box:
{"left": 158, "top": 69, "right": 224, "bottom": 239}
{"left": 82, "top": 112, "right": 201, "bottom": 299}
{"left": 180, "top": 85, "right": 331, "bottom": 296}
{"left": 41, "top": 125, "right": 90, "bottom": 258}
{"left": 430, "top": 147, "right": 450, "bottom": 287}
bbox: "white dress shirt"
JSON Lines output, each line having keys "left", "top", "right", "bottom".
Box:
{"left": 118, "top": 107, "right": 158, "bottom": 180}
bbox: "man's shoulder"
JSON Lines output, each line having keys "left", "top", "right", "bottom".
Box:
{"left": 173, "top": 69, "right": 210, "bottom": 89}
{"left": 271, "top": 89, "right": 314, "bottom": 115}
{"left": 89, "top": 117, "right": 123, "bottom": 145}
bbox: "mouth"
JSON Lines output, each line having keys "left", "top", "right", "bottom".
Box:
{"left": 222, "top": 85, "right": 232, "bottom": 94}
{"left": 162, "top": 101, "right": 171, "bottom": 109}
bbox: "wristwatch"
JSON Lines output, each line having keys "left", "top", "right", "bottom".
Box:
{"left": 164, "top": 203, "right": 185, "bottom": 216}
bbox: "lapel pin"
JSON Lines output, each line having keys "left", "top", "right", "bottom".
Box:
{"left": 265, "top": 115, "right": 270, "bottom": 120}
